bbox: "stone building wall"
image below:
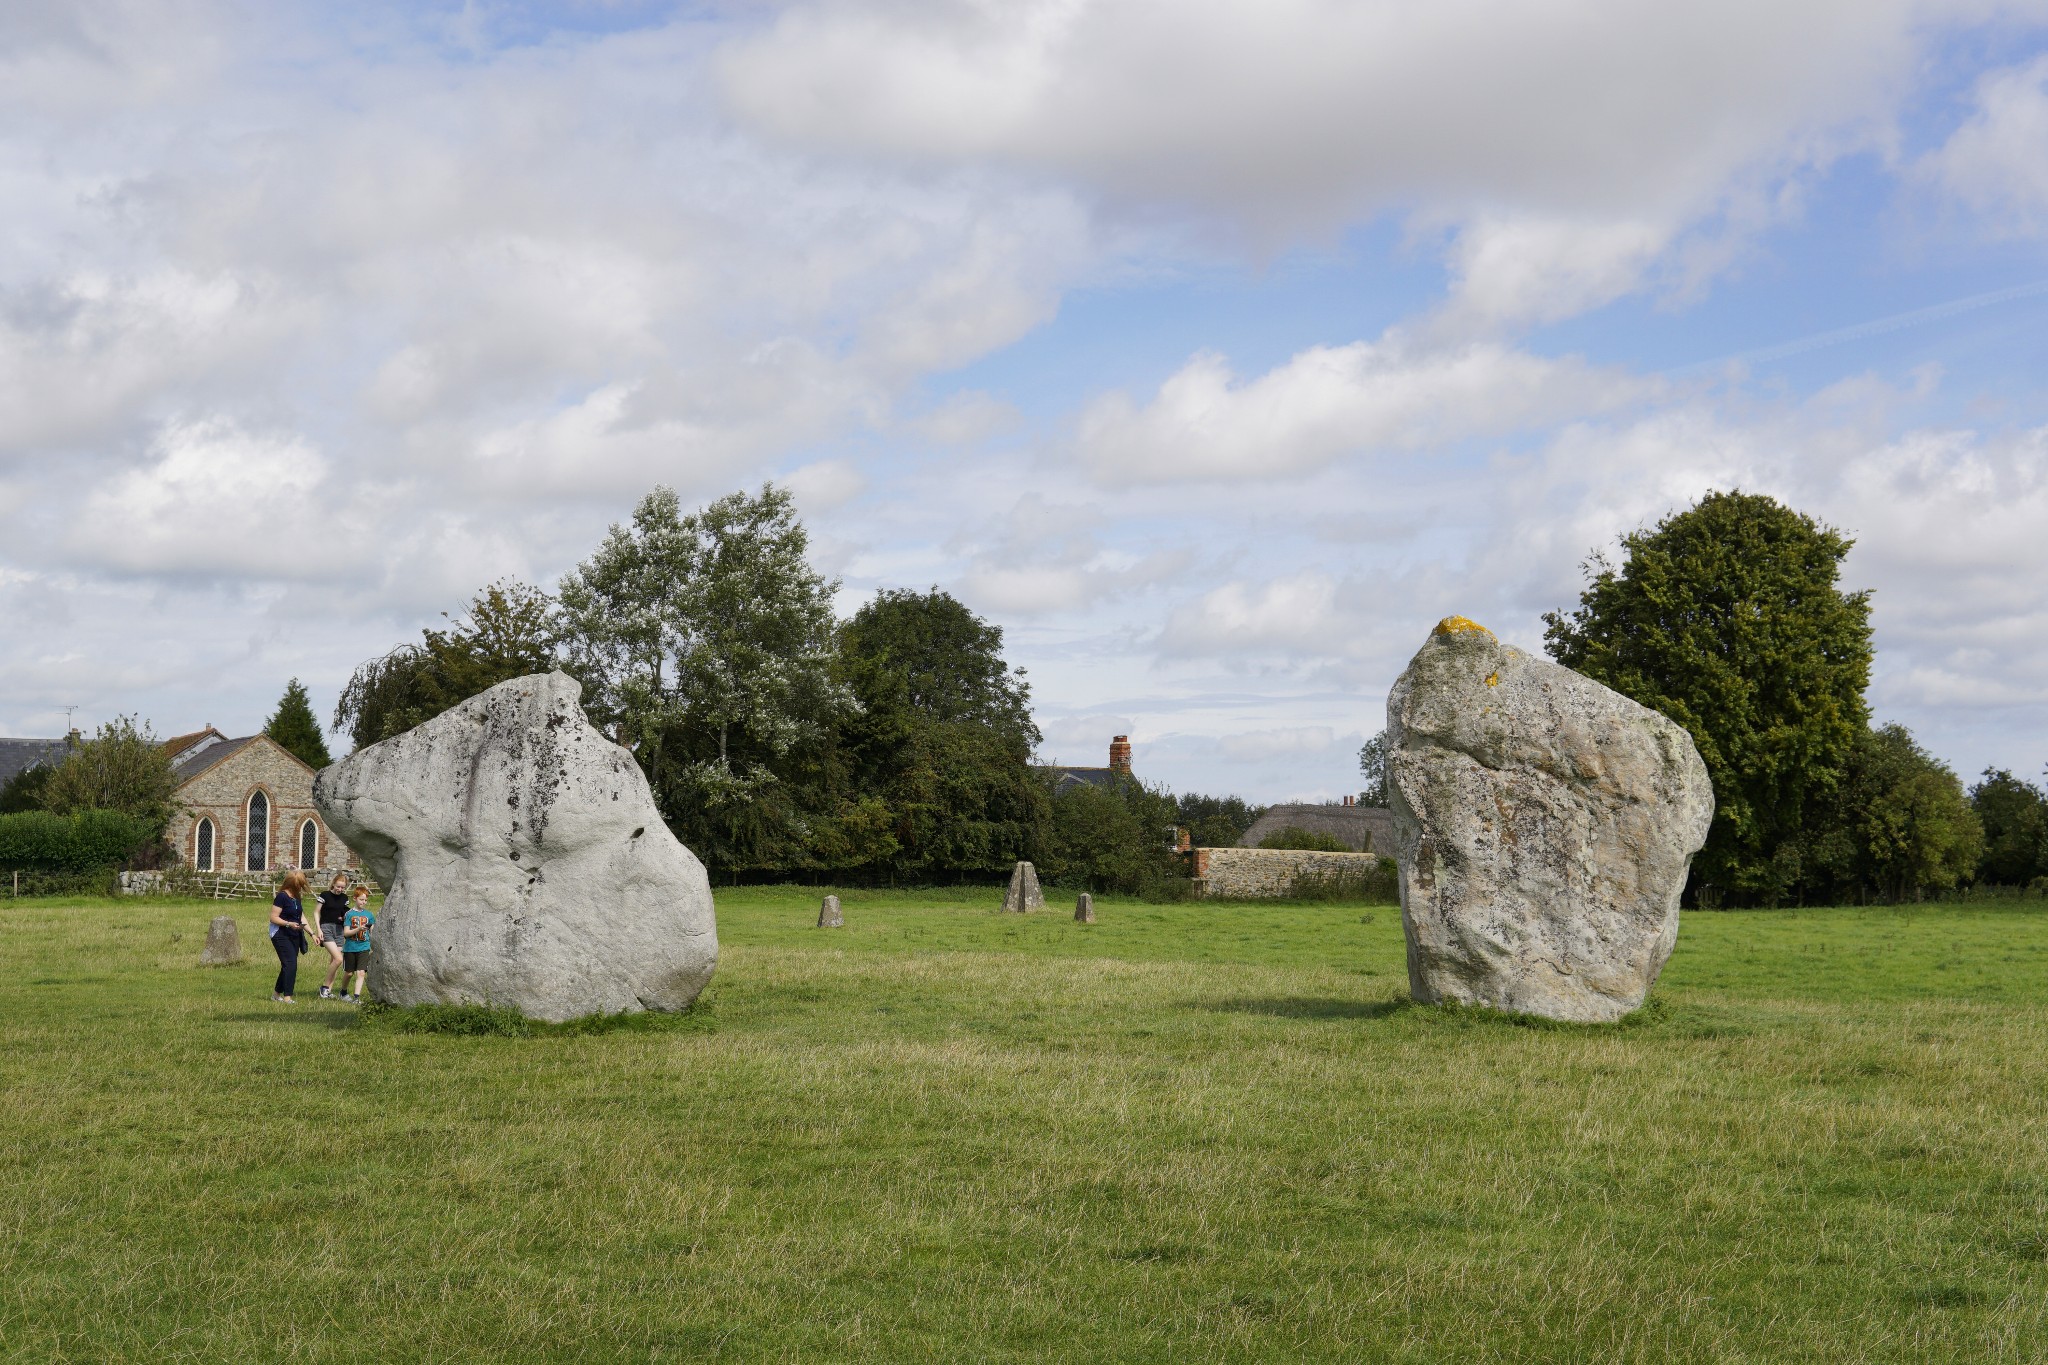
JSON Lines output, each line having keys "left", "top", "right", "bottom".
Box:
{"left": 165, "top": 737, "right": 360, "bottom": 875}
{"left": 1191, "top": 846, "right": 1387, "bottom": 899}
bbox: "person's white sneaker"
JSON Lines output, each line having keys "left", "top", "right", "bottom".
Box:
{"left": 318, "top": 986, "right": 333, "bottom": 1000}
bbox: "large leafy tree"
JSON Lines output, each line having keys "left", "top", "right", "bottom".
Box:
{"left": 836, "top": 588, "right": 1048, "bottom": 879}
{"left": 1809, "top": 724, "right": 1984, "bottom": 903}
{"left": 1175, "top": 792, "right": 1264, "bottom": 849}
{"left": 334, "top": 579, "right": 562, "bottom": 750}
{"left": 1544, "top": 490, "right": 1873, "bottom": 905}
{"left": 559, "top": 484, "right": 850, "bottom": 873}
{"left": 1972, "top": 768, "right": 2047, "bottom": 886}
{"left": 264, "top": 679, "right": 333, "bottom": 768}
{"left": 40, "top": 716, "right": 181, "bottom": 833}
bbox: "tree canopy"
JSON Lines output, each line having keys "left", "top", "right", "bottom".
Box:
{"left": 39, "top": 717, "right": 180, "bottom": 834}
{"left": 1972, "top": 769, "right": 2047, "bottom": 886}
{"left": 1544, "top": 490, "right": 1873, "bottom": 905}
{"left": 264, "top": 679, "right": 332, "bottom": 769}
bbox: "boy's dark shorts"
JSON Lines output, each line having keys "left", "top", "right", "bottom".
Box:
{"left": 344, "top": 948, "right": 372, "bottom": 972}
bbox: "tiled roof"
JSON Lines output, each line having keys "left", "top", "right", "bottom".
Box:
{"left": 171, "top": 736, "right": 260, "bottom": 784}
{"left": 1042, "top": 765, "right": 1118, "bottom": 795}
{"left": 0, "top": 738, "right": 67, "bottom": 788}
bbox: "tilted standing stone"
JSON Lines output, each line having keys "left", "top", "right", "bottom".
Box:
{"left": 1074, "top": 893, "right": 1095, "bottom": 923}
{"left": 314, "top": 671, "right": 717, "bottom": 1023}
{"left": 1001, "top": 860, "right": 1045, "bottom": 913}
{"left": 1387, "top": 617, "right": 1713, "bottom": 1023}
{"left": 198, "top": 915, "right": 243, "bottom": 966}
{"left": 817, "top": 894, "right": 843, "bottom": 928}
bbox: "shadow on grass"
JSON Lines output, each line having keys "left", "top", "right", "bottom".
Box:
{"left": 217, "top": 1008, "right": 357, "bottom": 1030}
{"left": 1205, "top": 996, "right": 1413, "bottom": 1021}
{"left": 354, "top": 998, "right": 717, "bottom": 1038}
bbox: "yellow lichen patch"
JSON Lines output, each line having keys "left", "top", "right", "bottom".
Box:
{"left": 1486, "top": 671, "right": 1499, "bottom": 687}
{"left": 1433, "top": 615, "right": 1493, "bottom": 638}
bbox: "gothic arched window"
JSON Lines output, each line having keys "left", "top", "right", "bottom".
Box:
{"left": 246, "top": 791, "right": 269, "bottom": 872}
{"left": 300, "top": 819, "right": 318, "bottom": 871}
{"left": 195, "top": 818, "right": 215, "bottom": 872}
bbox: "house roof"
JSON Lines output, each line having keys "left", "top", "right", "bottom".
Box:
{"left": 171, "top": 735, "right": 262, "bottom": 785}
{"left": 161, "top": 727, "right": 228, "bottom": 764}
{"left": 0, "top": 737, "right": 67, "bottom": 789}
{"left": 1041, "top": 765, "right": 1118, "bottom": 795}
{"left": 1238, "top": 803, "right": 1393, "bottom": 854}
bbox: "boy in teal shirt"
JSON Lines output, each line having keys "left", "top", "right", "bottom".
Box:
{"left": 340, "top": 887, "right": 376, "bottom": 1004}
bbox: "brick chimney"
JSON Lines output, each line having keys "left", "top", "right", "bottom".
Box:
{"left": 1343, "top": 794, "right": 1354, "bottom": 806}
{"left": 1108, "top": 734, "right": 1132, "bottom": 775}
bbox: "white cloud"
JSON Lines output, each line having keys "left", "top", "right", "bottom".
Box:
{"left": 1432, "top": 214, "right": 1678, "bottom": 333}
{"left": 1921, "top": 55, "right": 2048, "bottom": 238}
{"left": 1219, "top": 725, "right": 1336, "bottom": 761}
{"left": 1075, "top": 337, "right": 1653, "bottom": 482}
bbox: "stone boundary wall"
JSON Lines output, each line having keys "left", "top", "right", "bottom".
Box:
{"left": 1191, "top": 847, "right": 1387, "bottom": 899}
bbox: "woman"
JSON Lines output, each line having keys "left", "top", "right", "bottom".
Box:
{"left": 268, "top": 871, "right": 311, "bottom": 1003}
{"left": 314, "top": 872, "right": 351, "bottom": 999}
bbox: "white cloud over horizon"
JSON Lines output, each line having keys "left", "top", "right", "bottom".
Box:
{"left": 0, "top": 1, "right": 2045, "bottom": 803}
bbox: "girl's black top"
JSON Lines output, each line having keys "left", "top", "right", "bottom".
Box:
{"left": 316, "top": 889, "right": 350, "bottom": 926}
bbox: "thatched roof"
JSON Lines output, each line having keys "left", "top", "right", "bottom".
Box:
{"left": 1238, "top": 803, "right": 1393, "bottom": 854}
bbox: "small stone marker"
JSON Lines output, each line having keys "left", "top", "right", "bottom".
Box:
{"left": 1001, "top": 860, "right": 1045, "bottom": 913}
{"left": 1074, "top": 893, "right": 1095, "bottom": 924}
{"left": 198, "top": 915, "right": 243, "bottom": 966}
{"left": 817, "top": 894, "right": 843, "bottom": 928}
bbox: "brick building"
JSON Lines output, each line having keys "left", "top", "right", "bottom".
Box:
{"left": 161, "top": 728, "right": 359, "bottom": 875}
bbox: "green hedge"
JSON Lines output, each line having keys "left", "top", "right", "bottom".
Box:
{"left": 0, "top": 809, "right": 161, "bottom": 873}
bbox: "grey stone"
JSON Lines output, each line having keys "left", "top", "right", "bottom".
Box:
{"left": 313, "top": 671, "right": 717, "bottom": 1023}
{"left": 199, "top": 914, "right": 243, "bottom": 966}
{"left": 1001, "top": 860, "right": 1045, "bottom": 913}
{"left": 817, "top": 894, "right": 843, "bottom": 928}
{"left": 1074, "top": 893, "right": 1094, "bottom": 923}
{"left": 1387, "top": 616, "right": 1713, "bottom": 1023}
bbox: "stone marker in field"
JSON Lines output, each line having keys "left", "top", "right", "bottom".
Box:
{"left": 1074, "top": 893, "right": 1095, "bottom": 924}
{"left": 1001, "top": 860, "right": 1045, "bottom": 913}
{"left": 313, "top": 671, "right": 717, "bottom": 1023}
{"left": 817, "top": 894, "right": 843, "bottom": 928}
{"left": 198, "top": 915, "right": 243, "bottom": 966}
{"left": 1387, "top": 616, "right": 1713, "bottom": 1023}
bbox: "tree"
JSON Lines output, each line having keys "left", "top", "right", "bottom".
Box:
{"left": 1809, "top": 724, "right": 1983, "bottom": 903}
{"left": 264, "top": 679, "right": 333, "bottom": 769}
{"left": 1357, "top": 730, "right": 1390, "bottom": 806}
{"left": 1042, "top": 775, "right": 1183, "bottom": 894}
{"left": 0, "top": 761, "right": 55, "bottom": 815}
{"left": 834, "top": 588, "right": 1048, "bottom": 880}
{"left": 559, "top": 484, "right": 851, "bottom": 873}
{"left": 1176, "top": 792, "right": 1264, "bottom": 849}
{"left": 334, "top": 579, "right": 563, "bottom": 751}
{"left": 1971, "top": 768, "right": 2047, "bottom": 886}
{"left": 1544, "top": 490, "right": 1873, "bottom": 905}
{"left": 40, "top": 716, "right": 181, "bottom": 833}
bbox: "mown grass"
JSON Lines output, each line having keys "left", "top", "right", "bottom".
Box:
{"left": 3, "top": 886, "right": 2046, "bottom": 1362}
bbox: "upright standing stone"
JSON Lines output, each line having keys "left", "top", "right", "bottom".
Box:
{"left": 817, "top": 894, "right": 843, "bottom": 928}
{"left": 1387, "top": 616, "right": 1714, "bottom": 1023}
{"left": 1001, "top": 860, "right": 1045, "bottom": 913}
{"left": 198, "top": 915, "right": 243, "bottom": 966}
{"left": 1074, "top": 893, "right": 1095, "bottom": 923}
{"left": 313, "top": 671, "right": 718, "bottom": 1023}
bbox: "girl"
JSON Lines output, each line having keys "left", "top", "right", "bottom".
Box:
{"left": 268, "top": 871, "right": 310, "bottom": 1003}
{"left": 314, "top": 872, "right": 351, "bottom": 999}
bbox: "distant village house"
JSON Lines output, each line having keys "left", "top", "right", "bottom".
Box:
{"left": 160, "top": 728, "right": 359, "bottom": 874}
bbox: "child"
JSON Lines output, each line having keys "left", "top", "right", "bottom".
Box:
{"left": 315, "top": 872, "right": 351, "bottom": 999}
{"left": 340, "top": 886, "right": 376, "bottom": 1004}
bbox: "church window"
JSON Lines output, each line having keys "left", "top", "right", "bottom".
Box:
{"left": 246, "top": 791, "right": 269, "bottom": 872}
{"left": 195, "top": 818, "right": 215, "bottom": 872}
{"left": 300, "top": 819, "right": 318, "bottom": 871}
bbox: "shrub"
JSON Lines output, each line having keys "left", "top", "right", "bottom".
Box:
{"left": 1258, "top": 827, "right": 1350, "bottom": 853}
{"left": 0, "top": 809, "right": 162, "bottom": 873}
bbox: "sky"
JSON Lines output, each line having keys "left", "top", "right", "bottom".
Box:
{"left": 4, "top": 0, "right": 2048, "bottom": 803}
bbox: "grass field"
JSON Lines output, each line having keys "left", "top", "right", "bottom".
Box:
{"left": 4, "top": 885, "right": 2047, "bottom": 1362}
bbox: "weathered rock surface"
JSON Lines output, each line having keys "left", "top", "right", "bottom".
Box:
{"left": 313, "top": 671, "right": 717, "bottom": 1022}
{"left": 1387, "top": 617, "right": 1713, "bottom": 1023}
{"left": 1002, "top": 861, "right": 1045, "bottom": 913}
{"left": 199, "top": 914, "right": 243, "bottom": 966}
{"left": 817, "top": 894, "right": 843, "bottom": 928}
{"left": 1074, "top": 893, "right": 1095, "bottom": 924}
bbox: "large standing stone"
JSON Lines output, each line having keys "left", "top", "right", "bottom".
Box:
{"left": 1001, "top": 861, "right": 1045, "bottom": 913}
{"left": 313, "top": 671, "right": 717, "bottom": 1023}
{"left": 1387, "top": 617, "right": 1713, "bottom": 1023}
{"left": 817, "top": 894, "right": 843, "bottom": 928}
{"left": 198, "top": 915, "right": 243, "bottom": 966}
{"left": 1073, "top": 893, "right": 1095, "bottom": 924}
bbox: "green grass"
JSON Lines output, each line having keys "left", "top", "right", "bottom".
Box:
{"left": 4, "top": 886, "right": 2047, "bottom": 1362}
